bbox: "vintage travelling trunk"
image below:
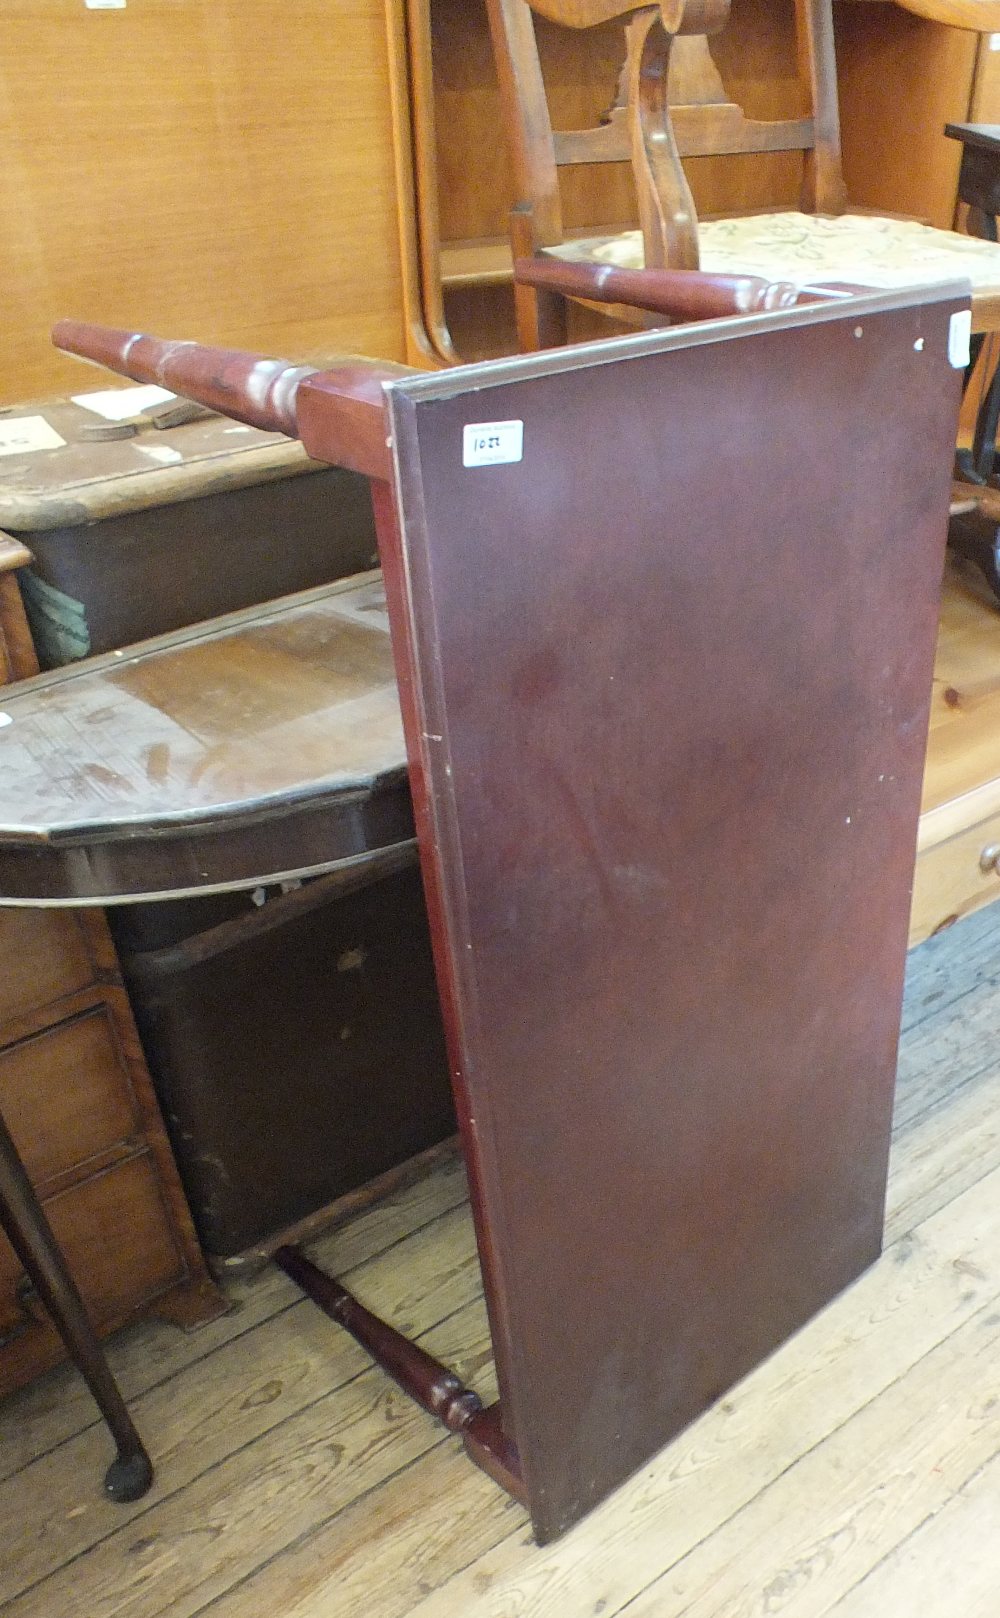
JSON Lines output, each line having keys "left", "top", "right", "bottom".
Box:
{"left": 107, "top": 862, "right": 455, "bottom": 1261}
{"left": 0, "top": 387, "right": 377, "bottom": 664}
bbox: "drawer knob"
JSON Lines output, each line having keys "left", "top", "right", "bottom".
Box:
{"left": 980, "top": 844, "right": 1000, "bottom": 876}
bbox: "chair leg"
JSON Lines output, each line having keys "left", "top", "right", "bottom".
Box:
{"left": 510, "top": 205, "right": 568, "bottom": 352}
{"left": 514, "top": 281, "right": 568, "bottom": 352}
{"left": 0, "top": 1105, "right": 153, "bottom": 1502}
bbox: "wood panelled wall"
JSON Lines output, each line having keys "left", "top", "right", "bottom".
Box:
{"left": 0, "top": 0, "right": 426, "bottom": 405}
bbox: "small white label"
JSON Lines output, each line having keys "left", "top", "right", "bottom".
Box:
{"left": 990, "top": 30, "right": 1000, "bottom": 48}
{"left": 85, "top": 1, "right": 126, "bottom": 9}
{"left": 0, "top": 415, "right": 66, "bottom": 456}
{"left": 463, "top": 420, "right": 523, "bottom": 468}
{"left": 72, "top": 385, "right": 175, "bottom": 421}
{"left": 949, "top": 308, "right": 972, "bottom": 369}
{"left": 135, "top": 444, "right": 183, "bottom": 465}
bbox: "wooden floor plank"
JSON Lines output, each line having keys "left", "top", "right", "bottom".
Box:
{"left": 400, "top": 1161, "right": 1000, "bottom": 1618}
{"left": 620, "top": 1305, "right": 1000, "bottom": 1617}
{"left": 824, "top": 1447, "right": 1000, "bottom": 1618}
{"left": 0, "top": 1146, "right": 468, "bottom": 1483}
{"left": 885, "top": 1055, "right": 1000, "bottom": 1243}
{"left": 900, "top": 901, "right": 1000, "bottom": 1033}
{"left": 0, "top": 1203, "right": 481, "bottom": 1604}
{"left": 201, "top": 1442, "right": 524, "bottom": 1618}
{"left": 894, "top": 978, "right": 1000, "bottom": 1132}
{"left": 6, "top": 1302, "right": 494, "bottom": 1618}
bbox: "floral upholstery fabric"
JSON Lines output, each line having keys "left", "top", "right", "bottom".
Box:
{"left": 550, "top": 211, "right": 1000, "bottom": 297}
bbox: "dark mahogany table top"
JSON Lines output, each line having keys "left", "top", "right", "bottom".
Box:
{"left": 7, "top": 283, "right": 972, "bottom": 1541}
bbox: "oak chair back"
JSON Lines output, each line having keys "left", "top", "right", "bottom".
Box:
{"left": 485, "top": 0, "right": 847, "bottom": 273}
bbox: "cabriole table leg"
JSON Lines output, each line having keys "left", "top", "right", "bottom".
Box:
{"left": 0, "top": 1105, "right": 153, "bottom": 1501}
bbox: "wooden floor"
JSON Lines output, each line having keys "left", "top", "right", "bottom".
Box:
{"left": 4, "top": 905, "right": 1000, "bottom": 1618}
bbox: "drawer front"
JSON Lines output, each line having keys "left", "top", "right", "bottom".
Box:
{"left": 0, "top": 1006, "right": 141, "bottom": 1188}
{"left": 0, "top": 1151, "right": 186, "bottom": 1337}
{"left": 0, "top": 909, "right": 94, "bottom": 1027}
{"left": 911, "top": 813, "right": 1000, "bottom": 946}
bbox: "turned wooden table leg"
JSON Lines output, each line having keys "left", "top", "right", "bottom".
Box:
{"left": 275, "top": 1244, "right": 525, "bottom": 1503}
{"left": 0, "top": 1105, "right": 153, "bottom": 1502}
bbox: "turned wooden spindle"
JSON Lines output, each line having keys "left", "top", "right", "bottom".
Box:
{"left": 52, "top": 321, "right": 415, "bottom": 478}
{"left": 52, "top": 320, "right": 317, "bottom": 435}
{"left": 274, "top": 1246, "right": 484, "bottom": 1432}
{"left": 513, "top": 256, "right": 800, "bottom": 319}
{"left": 273, "top": 1245, "right": 525, "bottom": 1503}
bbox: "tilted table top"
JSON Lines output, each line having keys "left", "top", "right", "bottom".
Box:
{"left": 0, "top": 570, "right": 413, "bottom": 904}
{"left": 15, "top": 284, "right": 971, "bottom": 1541}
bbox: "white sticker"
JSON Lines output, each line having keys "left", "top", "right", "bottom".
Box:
{"left": 72, "top": 385, "right": 175, "bottom": 421}
{"left": 990, "top": 30, "right": 1000, "bottom": 48}
{"left": 463, "top": 420, "right": 524, "bottom": 468}
{"left": 85, "top": 1, "right": 126, "bottom": 9}
{"left": 135, "top": 444, "right": 183, "bottom": 465}
{"left": 949, "top": 308, "right": 972, "bottom": 369}
{"left": 0, "top": 415, "right": 66, "bottom": 456}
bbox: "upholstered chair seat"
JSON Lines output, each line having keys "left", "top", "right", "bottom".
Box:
{"left": 551, "top": 212, "right": 1000, "bottom": 319}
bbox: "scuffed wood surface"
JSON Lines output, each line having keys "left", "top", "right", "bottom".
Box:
{"left": 0, "top": 572, "right": 405, "bottom": 843}
{"left": 0, "top": 396, "right": 314, "bottom": 531}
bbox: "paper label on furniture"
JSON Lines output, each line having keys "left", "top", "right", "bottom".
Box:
{"left": 135, "top": 444, "right": 184, "bottom": 465}
{"left": 463, "top": 421, "right": 523, "bottom": 467}
{"left": 85, "top": 1, "right": 127, "bottom": 9}
{"left": 948, "top": 310, "right": 972, "bottom": 369}
{"left": 72, "top": 386, "right": 175, "bottom": 421}
{"left": 0, "top": 416, "right": 66, "bottom": 456}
